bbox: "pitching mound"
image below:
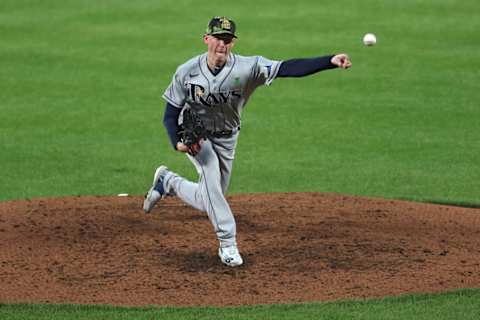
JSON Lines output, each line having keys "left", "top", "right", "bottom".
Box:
{"left": 0, "top": 192, "right": 479, "bottom": 307}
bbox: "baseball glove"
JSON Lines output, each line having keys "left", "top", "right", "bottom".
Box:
{"left": 179, "top": 108, "right": 207, "bottom": 156}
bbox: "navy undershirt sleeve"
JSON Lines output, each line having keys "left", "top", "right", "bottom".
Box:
{"left": 277, "top": 55, "right": 337, "bottom": 78}
{"left": 163, "top": 102, "right": 182, "bottom": 150}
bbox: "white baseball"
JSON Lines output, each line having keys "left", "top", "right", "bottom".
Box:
{"left": 117, "top": 193, "right": 129, "bottom": 197}
{"left": 363, "top": 33, "right": 377, "bottom": 46}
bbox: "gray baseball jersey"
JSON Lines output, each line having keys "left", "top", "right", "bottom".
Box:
{"left": 162, "top": 53, "right": 282, "bottom": 132}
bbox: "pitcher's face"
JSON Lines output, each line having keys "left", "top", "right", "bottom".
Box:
{"left": 204, "top": 34, "right": 236, "bottom": 64}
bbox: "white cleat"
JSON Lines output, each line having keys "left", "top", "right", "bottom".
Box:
{"left": 218, "top": 245, "right": 243, "bottom": 267}
{"left": 143, "top": 165, "right": 169, "bottom": 213}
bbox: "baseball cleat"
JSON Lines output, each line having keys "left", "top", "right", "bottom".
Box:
{"left": 218, "top": 245, "right": 243, "bottom": 267}
{"left": 143, "top": 165, "right": 169, "bottom": 213}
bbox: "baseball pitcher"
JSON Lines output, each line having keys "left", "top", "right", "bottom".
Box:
{"left": 144, "top": 16, "right": 352, "bottom": 267}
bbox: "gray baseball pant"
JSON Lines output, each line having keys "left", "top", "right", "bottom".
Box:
{"left": 163, "top": 133, "right": 239, "bottom": 248}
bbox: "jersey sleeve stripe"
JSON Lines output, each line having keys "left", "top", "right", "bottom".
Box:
{"left": 265, "top": 61, "right": 282, "bottom": 86}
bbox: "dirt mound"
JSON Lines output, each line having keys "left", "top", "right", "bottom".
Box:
{"left": 0, "top": 192, "right": 479, "bottom": 307}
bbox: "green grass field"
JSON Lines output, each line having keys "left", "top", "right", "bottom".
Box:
{"left": 1, "top": 290, "right": 480, "bottom": 320}
{"left": 1, "top": 0, "right": 479, "bottom": 318}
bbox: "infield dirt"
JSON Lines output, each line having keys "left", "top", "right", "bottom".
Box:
{"left": 1, "top": 193, "right": 479, "bottom": 306}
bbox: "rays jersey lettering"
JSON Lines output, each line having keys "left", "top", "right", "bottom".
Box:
{"left": 163, "top": 53, "right": 282, "bottom": 131}
{"left": 187, "top": 83, "right": 241, "bottom": 107}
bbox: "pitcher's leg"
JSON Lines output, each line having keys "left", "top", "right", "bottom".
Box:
{"left": 165, "top": 172, "right": 205, "bottom": 212}
{"left": 211, "top": 133, "right": 239, "bottom": 195}
{"left": 165, "top": 140, "right": 237, "bottom": 247}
